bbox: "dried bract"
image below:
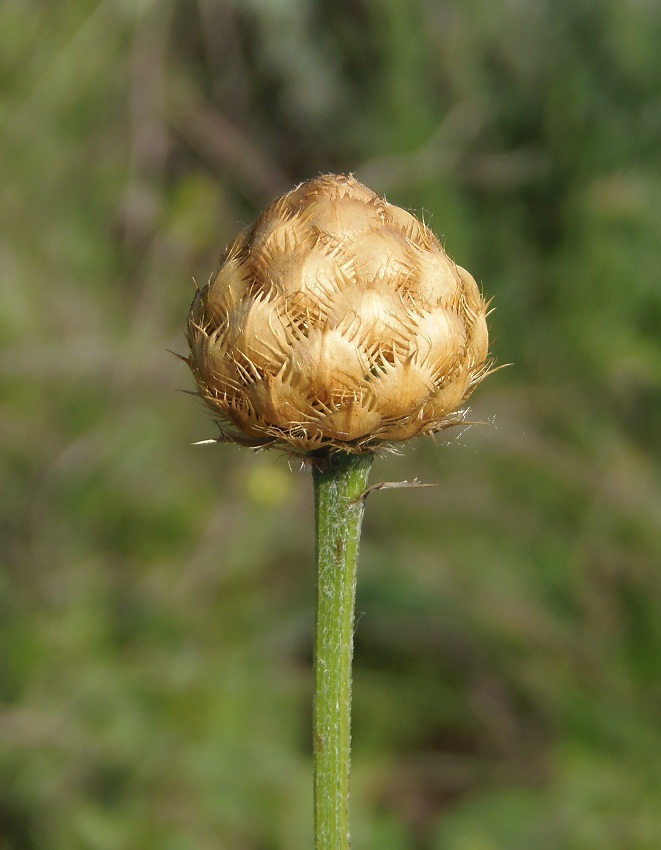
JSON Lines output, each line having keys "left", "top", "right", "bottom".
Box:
{"left": 186, "top": 174, "right": 491, "bottom": 453}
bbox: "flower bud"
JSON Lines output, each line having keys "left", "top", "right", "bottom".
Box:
{"left": 186, "top": 174, "right": 490, "bottom": 454}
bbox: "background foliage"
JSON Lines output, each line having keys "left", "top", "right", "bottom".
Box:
{"left": 2, "top": 1, "right": 661, "bottom": 848}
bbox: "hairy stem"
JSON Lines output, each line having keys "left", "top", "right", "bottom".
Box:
{"left": 312, "top": 452, "right": 373, "bottom": 850}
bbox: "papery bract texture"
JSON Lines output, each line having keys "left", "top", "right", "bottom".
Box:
{"left": 187, "top": 174, "right": 490, "bottom": 453}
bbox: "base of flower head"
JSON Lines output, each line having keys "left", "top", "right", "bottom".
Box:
{"left": 195, "top": 401, "right": 484, "bottom": 457}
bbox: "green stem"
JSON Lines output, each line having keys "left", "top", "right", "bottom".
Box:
{"left": 312, "top": 451, "right": 373, "bottom": 850}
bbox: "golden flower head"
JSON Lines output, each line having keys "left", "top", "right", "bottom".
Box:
{"left": 186, "top": 174, "right": 491, "bottom": 454}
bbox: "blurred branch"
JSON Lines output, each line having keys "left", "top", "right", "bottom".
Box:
{"left": 461, "top": 148, "right": 550, "bottom": 189}
{"left": 196, "top": 0, "right": 251, "bottom": 108}
{"left": 8, "top": 0, "right": 118, "bottom": 134}
{"left": 121, "top": 0, "right": 175, "bottom": 254}
{"left": 358, "top": 101, "right": 548, "bottom": 193}
{"left": 167, "top": 79, "right": 291, "bottom": 204}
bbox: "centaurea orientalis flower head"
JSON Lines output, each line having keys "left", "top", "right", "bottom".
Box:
{"left": 186, "top": 174, "right": 490, "bottom": 453}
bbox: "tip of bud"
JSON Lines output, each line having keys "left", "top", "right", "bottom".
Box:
{"left": 186, "top": 174, "right": 492, "bottom": 454}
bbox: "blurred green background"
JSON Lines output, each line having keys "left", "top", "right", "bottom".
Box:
{"left": 2, "top": 1, "right": 661, "bottom": 848}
